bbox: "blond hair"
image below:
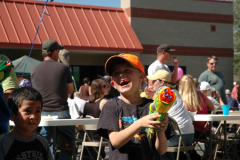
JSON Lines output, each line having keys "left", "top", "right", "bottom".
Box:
{"left": 179, "top": 75, "right": 203, "bottom": 111}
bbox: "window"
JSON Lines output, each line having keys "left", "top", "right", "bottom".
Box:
{"left": 211, "top": 25, "right": 216, "bottom": 32}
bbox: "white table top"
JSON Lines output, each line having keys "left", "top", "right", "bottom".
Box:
{"left": 193, "top": 114, "right": 240, "bottom": 121}
{"left": 9, "top": 113, "right": 240, "bottom": 127}
{"left": 10, "top": 118, "right": 99, "bottom": 127}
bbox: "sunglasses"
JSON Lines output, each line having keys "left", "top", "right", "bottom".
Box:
{"left": 210, "top": 62, "right": 218, "bottom": 65}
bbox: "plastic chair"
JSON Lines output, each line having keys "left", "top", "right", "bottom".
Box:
{"left": 79, "top": 116, "right": 108, "bottom": 160}
{"left": 167, "top": 116, "right": 194, "bottom": 160}
{"left": 212, "top": 111, "right": 240, "bottom": 160}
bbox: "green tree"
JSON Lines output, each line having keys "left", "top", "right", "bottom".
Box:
{"left": 233, "top": 0, "right": 240, "bottom": 77}
{"left": 234, "top": 54, "right": 240, "bottom": 77}
{"left": 234, "top": 0, "right": 240, "bottom": 53}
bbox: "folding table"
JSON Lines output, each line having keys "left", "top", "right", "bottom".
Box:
{"left": 193, "top": 114, "right": 240, "bottom": 160}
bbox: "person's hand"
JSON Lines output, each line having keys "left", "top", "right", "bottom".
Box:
{"left": 144, "top": 86, "right": 156, "bottom": 99}
{"left": 155, "top": 113, "right": 168, "bottom": 132}
{"left": 138, "top": 113, "right": 168, "bottom": 132}
{"left": 211, "top": 90, "right": 216, "bottom": 98}
{"left": 173, "top": 57, "right": 179, "bottom": 67}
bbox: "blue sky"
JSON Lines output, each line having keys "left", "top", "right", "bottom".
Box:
{"left": 42, "top": 0, "right": 120, "bottom": 8}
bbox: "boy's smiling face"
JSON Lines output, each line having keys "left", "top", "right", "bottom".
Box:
{"left": 11, "top": 100, "right": 42, "bottom": 138}
{"left": 111, "top": 62, "right": 144, "bottom": 96}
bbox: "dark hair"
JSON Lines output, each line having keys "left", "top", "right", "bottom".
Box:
{"left": 207, "top": 55, "right": 218, "bottom": 62}
{"left": 83, "top": 77, "right": 90, "bottom": 84}
{"left": 42, "top": 50, "right": 53, "bottom": 58}
{"left": 89, "top": 79, "right": 105, "bottom": 103}
{"left": 7, "top": 87, "right": 43, "bottom": 115}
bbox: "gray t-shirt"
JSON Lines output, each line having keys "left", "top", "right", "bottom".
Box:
{"left": 198, "top": 70, "right": 227, "bottom": 104}
{"left": 0, "top": 132, "right": 53, "bottom": 160}
{"left": 31, "top": 60, "right": 73, "bottom": 112}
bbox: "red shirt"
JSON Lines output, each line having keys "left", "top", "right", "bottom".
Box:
{"left": 231, "top": 86, "right": 240, "bottom": 99}
{"left": 189, "top": 92, "right": 209, "bottom": 132}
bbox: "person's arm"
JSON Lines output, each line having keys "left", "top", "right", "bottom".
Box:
{"left": 88, "top": 86, "right": 91, "bottom": 95}
{"left": 155, "top": 114, "right": 168, "bottom": 155}
{"left": 171, "top": 57, "right": 179, "bottom": 83}
{"left": 99, "top": 99, "right": 108, "bottom": 111}
{"left": 108, "top": 113, "right": 165, "bottom": 149}
{"left": 67, "top": 82, "right": 74, "bottom": 97}
{"left": 215, "top": 91, "right": 224, "bottom": 106}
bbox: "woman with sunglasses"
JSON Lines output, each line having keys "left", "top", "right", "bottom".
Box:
{"left": 81, "top": 78, "right": 108, "bottom": 159}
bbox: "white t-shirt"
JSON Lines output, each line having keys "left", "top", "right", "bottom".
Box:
{"left": 167, "top": 89, "right": 195, "bottom": 135}
{"left": 68, "top": 97, "right": 86, "bottom": 119}
{"left": 148, "top": 60, "right": 172, "bottom": 76}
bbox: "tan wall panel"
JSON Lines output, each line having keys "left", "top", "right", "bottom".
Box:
{"left": 131, "top": 18, "right": 233, "bottom": 48}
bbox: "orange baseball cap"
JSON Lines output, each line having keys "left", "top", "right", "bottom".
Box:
{"left": 105, "top": 53, "right": 144, "bottom": 76}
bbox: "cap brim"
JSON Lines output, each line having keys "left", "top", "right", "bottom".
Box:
{"left": 147, "top": 75, "right": 158, "bottom": 80}
{"left": 58, "top": 45, "right": 64, "bottom": 50}
{"left": 105, "top": 56, "right": 122, "bottom": 76}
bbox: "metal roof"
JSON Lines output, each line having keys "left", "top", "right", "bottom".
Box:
{"left": 0, "top": 0, "right": 143, "bottom": 53}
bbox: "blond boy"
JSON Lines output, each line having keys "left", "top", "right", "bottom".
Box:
{"left": 97, "top": 54, "right": 174, "bottom": 160}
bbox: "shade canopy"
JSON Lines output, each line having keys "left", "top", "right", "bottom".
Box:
{"left": 12, "top": 55, "right": 41, "bottom": 78}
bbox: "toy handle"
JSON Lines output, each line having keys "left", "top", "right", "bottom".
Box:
{"left": 155, "top": 113, "right": 165, "bottom": 131}
{"left": 156, "top": 113, "right": 165, "bottom": 121}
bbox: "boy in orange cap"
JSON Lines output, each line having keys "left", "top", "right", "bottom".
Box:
{"left": 97, "top": 53, "right": 174, "bottom": 160}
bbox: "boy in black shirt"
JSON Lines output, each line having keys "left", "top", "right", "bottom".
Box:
{"left": 0, "top": 87, "right": 52, "bottom": 160}
{"left": 97, "top": 54, "right": 173, "bottom": 160}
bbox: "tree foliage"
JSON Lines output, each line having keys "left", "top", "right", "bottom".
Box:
{"left": 234, "top": 0, "right": 240, "bottom": 52}
{"left": 233, "top": 0, "right": 240, "bottom": 77}
{"left": 234, "top": 54, "right": 240, "bottom": 77}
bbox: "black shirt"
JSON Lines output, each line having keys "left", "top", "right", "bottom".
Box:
{"left": 97, "top": 99, "right": 175, "bottom": 160}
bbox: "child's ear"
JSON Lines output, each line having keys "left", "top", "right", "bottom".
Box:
{"left": 110, "top": 81, "right": 115, "bottom": 87}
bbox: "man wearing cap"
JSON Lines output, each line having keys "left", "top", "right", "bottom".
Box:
{"left": 97, "top": 75, "right": 119, "bottom": 100}
{"left": 147, "top": 44, "right": 179, "bottom": 86}
{"left": 198, "top": 55, "right": 227, "bottom": 104}
{"left": 231, "top": 81, "right": 240, "bottom": 104}
{"left": 31, "top": 39, "right": 74, "bottom": 160}
{"left": 145, "top": 69, "right": 194, "bottom": 160}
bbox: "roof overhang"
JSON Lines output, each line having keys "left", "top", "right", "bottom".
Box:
{"left": 0, "top": 0, "right": 143, "bottom": 53}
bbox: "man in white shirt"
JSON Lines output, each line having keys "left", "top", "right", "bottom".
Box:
{"left": 148, "top": 44, "right": 179, "bottom": 85}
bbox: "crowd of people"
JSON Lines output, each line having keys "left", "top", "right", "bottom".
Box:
{"left": 0, "top": 39, "right": 239, "bottom": 160}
